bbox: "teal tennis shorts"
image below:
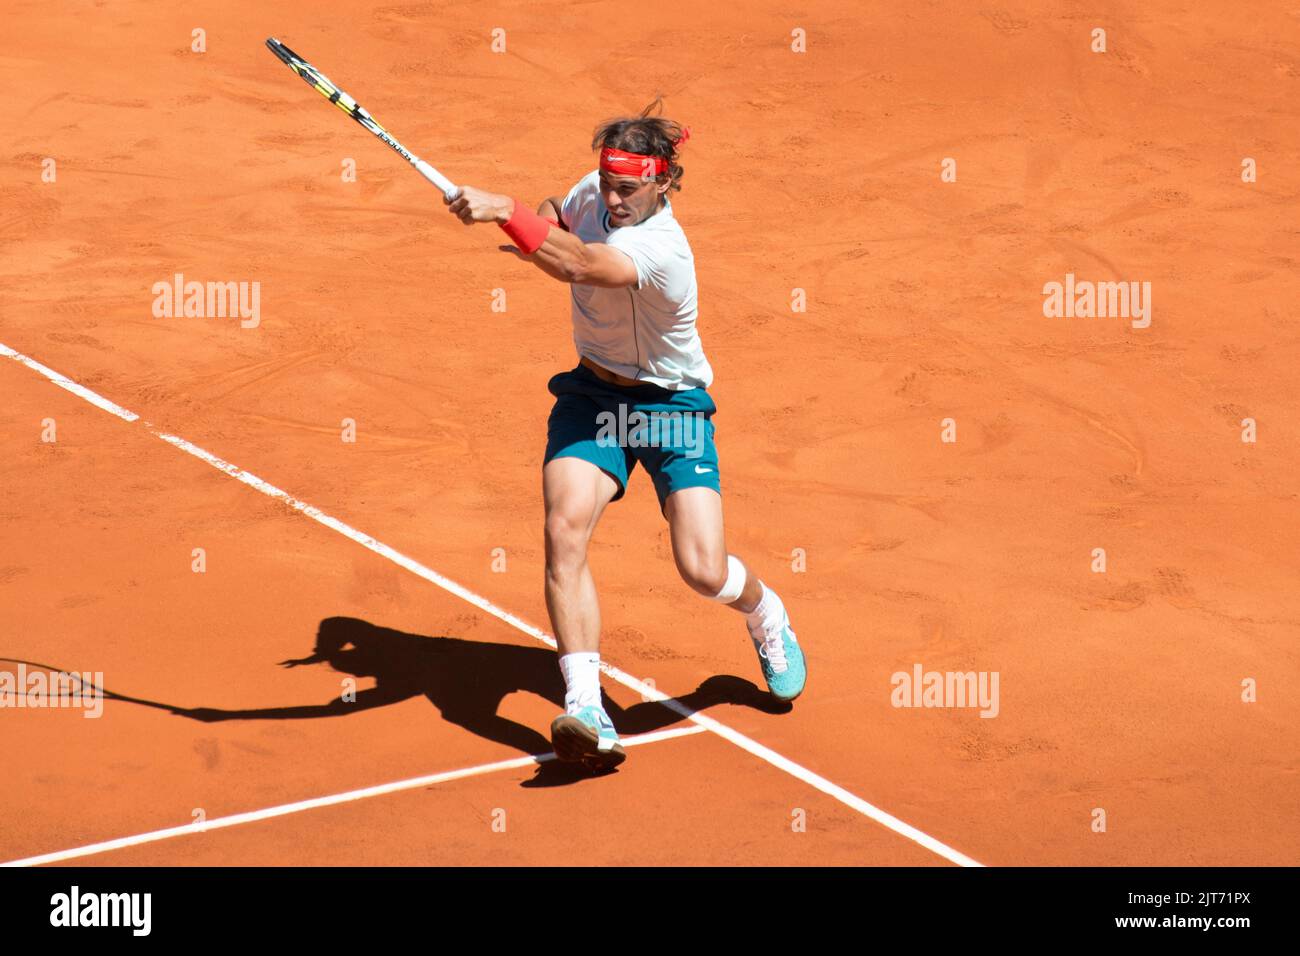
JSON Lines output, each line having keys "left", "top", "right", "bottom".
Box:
{"left": 544, "top": 362, "right": 721, "bottom": 510}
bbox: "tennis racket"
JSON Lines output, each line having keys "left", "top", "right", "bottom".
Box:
{"left": 265, "top": 37, "right": 461, "bottom": 200}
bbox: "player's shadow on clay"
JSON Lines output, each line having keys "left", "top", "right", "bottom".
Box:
{"left": 160, "top": 616, "right": 785, "bottom": 784}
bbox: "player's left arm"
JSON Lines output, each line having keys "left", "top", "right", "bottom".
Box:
{"left": 445, "top": 186, "right": 637, "bottom": 288}
{"left": 529, "top": 231, "right": 637, "bottom": 287}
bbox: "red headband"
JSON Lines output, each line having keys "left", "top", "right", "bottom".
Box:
{"left": 598, "top": 127, "right": 691, "bottom": 179}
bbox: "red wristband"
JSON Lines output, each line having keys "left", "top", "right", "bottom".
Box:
{"left": 498, "top": 200, "right": 553, "bottom": 254}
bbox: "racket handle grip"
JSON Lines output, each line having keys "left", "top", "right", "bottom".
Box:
{"left": 414, "top": 159, "right": 460, "bottom": 201}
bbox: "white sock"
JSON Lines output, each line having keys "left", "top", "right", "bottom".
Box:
{"left": 559, "top": 651, "right": 602, "bottom": 714}
{"left": 746, "top": 584, "right": 785, "bottom": 638}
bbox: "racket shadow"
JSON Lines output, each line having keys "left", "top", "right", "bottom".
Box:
{"left": 48, "top": 616, "right": 781, "bottom": 770}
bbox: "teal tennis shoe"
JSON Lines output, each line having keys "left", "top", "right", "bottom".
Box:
{"left": 550, "top": 705, "right": 626, "bottom": 772}
{"left": 750, "top": 612, "right": 807, "bottom": 702}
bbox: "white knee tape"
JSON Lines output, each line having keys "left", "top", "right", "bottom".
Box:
{"left": 711, "top": 555, "right": 746, "bottom": 603}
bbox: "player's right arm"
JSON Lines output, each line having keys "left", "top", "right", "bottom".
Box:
{"left": 537, "top": 196, "right": 569, "bottom": 230}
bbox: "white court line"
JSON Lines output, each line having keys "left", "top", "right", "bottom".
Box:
{"left": 0, "top": 342, "right": 985, "bottom": 868}
{"left": 0, "top": 346, "right": 139, "bottom": 422}
{"left": 0, "top": 726, "right": 707, "bottom": 868}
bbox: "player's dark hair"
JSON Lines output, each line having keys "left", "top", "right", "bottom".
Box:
{"left": 592, "top": 98, "right": 687, "bottom": 191}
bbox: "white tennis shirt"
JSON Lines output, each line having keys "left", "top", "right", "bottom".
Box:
{"left": 560, "top": 170, "right": 713, "bottom": 390}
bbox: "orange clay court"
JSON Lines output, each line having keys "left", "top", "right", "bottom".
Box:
{"left": 1, "top": 1, "right": 1297, "bottom": 867}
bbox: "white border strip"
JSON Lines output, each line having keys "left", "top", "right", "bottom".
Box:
{"left": 1, "top": 726, "right": 707, "bottom": 868}
{"left": 1, "top": 342, "right": 984, "bottom": 868}
{"left": 0, "top": 344, "right": 139, "bottom": 422}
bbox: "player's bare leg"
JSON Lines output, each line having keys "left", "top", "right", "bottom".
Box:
{"left": 543, "top": 457, "right": 615, "bottom": 656}
{"left": 664, "top": 487, "right": 807, "bottom": 701}
{"left": 542, "top": 456, "right": 625, "bottom": 768}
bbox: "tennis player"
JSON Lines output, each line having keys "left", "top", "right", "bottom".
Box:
{"left": 445, "top": 101, "right": 806, "bottom": 771}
